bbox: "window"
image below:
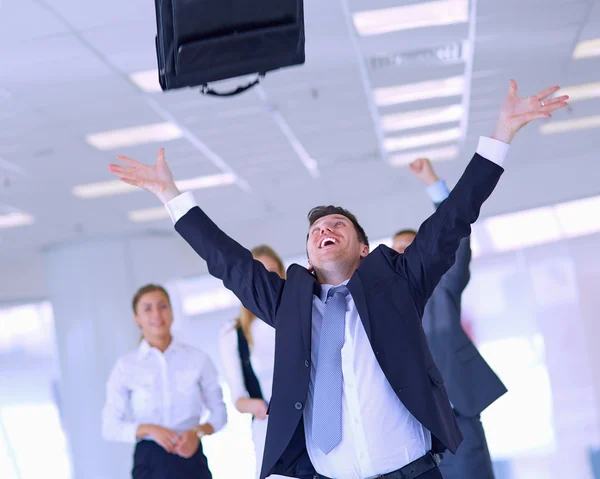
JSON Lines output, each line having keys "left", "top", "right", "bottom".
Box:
{"left": 0, "top": 302, "right": 72, "bottom": 479}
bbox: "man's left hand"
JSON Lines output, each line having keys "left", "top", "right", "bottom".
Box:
{"left": 492, "top": 80, "right": 568, "bottom": 144}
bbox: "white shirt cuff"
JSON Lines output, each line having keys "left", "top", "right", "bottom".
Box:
{"left": 126, "top": 422, "right": 139, "bottom": 443}
{"left": 165, "top": 191, "right": 198, "bottom": 224}
{"left": 426, "top": 180, "right": 450, "bottom": 204}
{"left": 476, "top": 136, "right": 509, "bottom": 167}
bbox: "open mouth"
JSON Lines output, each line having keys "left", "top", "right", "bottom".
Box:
{"left": 319, "top": 237, "right": 338, "bottom": 249}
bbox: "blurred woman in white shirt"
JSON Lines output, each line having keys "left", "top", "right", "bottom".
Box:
{"left": 218, "top": 245, "right": 284, "bottom": 478}
{"left": 102, "top": 284, "right": 227, "bottom": 479}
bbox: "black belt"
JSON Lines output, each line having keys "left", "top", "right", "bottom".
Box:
{"left": 314, "top": 451, "right": 442, "bottom": 479}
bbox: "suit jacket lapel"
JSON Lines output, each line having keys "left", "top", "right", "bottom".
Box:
{"left": 348, "top": 272, "right": 372, "bottom": 341}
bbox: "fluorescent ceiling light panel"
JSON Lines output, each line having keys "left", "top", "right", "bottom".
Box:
{"left": 484, "top": 207, "right": 562, "bottom": 252}
{"left": 573, "top": 38, "right": 600, "bottom": 59}
{"left": 73, "top": 173, "right": 235, "bottom": 199}
{"left": 128, "top": 207, "right": 169, "bottom": 223}
{"left": 557, "top": 81, "right": 600, "bottom": 102}
{"left": 539, "top": 114, "right": 600, "bottom": 135}
{"left": 86, "top": 122, "right": 183, "bottom": 150}
{"left": 353, "top": 0, "right": 468, "bottom": 37}
{"left": 385, "top": 127, "right": 461, "bottom": 152}
{"left": 0, "top": 212, "right": 34, "bottom": 229}
{"left": 374, "top": 76, "right": 464, "bottom": 107}
{"left": 72, "top": 180, "right": 137, "bottom": 199}
{"left": 381, "top": 104, "right": 463, "bottom": 132}
{"left": 389, "top": 145, "right": 458, "bottom": 166}
{"left": 129, "top": 69, "right": 162, "bottom": 93}
{"left": 555, "top": 195, "right": 600, "bottom": 238}
{"left": 176, "top": 173, "right": 235, "bottom": 190}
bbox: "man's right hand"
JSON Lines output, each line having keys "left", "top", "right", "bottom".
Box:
{"left": 409, "top": 158, "right": 439, "bottom": 186}
{"left": 136, "top": 424, "right": 180, "bottom": 453}
{"left": 108, "top": 148, "right": 181, "bottom": 204}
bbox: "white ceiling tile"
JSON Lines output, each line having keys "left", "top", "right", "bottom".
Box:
{"left": 0, "top": 0, "right": 597, "bottom": 267}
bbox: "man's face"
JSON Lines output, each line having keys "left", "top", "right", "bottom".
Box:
{"left": 392, "top": 233, "right": 417, "bottom": 254}
{"left": 307, "top": 214, "right": 369, "bottom": 272}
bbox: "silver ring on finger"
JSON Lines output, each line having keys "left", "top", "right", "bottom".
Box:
{"left": 541, "top": 100, "right": 545, "bottom": 107}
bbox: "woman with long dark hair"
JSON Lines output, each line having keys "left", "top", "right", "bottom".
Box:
{"left": 219, "top": 245, "right": 285, "bottom": 478}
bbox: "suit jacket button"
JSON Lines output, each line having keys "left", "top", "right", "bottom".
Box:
{"left": 305, "top": 360, "right": 310, "bottom": 367}
{"left": 294, "top": 402, "right": 303, "bottom": 410}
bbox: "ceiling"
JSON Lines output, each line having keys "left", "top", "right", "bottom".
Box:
{"left": 1, "top": 0, "right": 599, "bottom": 273}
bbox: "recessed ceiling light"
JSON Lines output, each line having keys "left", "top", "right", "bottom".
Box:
{"left": 573, "top": 38, "right": 600, "bottom": 59}
{"left": 381, "top": 104, "right": 463, "bottom": 132}
{"left": 129, "top": 69, "right": 162, "bottom": 93}
{"left": 389, "top": 145, "right": 459, "bottom": 166}
{"left": 554, "top": 81, "right": 600, "bottom": 103}
{"left": 85, "top": 122, "right": 183, "bottom": 150}
{"left": 539, "top": 114, "right": 600, "bottom": 135}
{"left": 0, "top": 212, "right": 34, "bottom": 229}
{"left": 128, "top": 207, "right": 170, "bottom": 223}
{"left": 484, "top": 207, "right": 562, "bottom": 252}
{"left": 555, "top": 195, "right": 600, "bottom": 238}
{"left": 73, "top": 173, "right": 235, "bottom": 199}
{"left": 353, "top": 0, "right": 468, "bottom": 37}
{"left": 385, "top": 127, "right": 461, "bottom": 152}
{"left": 374, "top": 76, "right": 464, "bottom": 107}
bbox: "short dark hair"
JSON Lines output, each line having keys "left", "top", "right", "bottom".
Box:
{"left": 393, "top": 228, "right": 417, "bottom": 239}
{"left": 307, "top": 205, "right": 369, "bottom": 246}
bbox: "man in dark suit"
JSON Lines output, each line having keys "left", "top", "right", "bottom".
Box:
{"left": 392, "top": 158, "right": 508, "bottom": 479}
{"left": 109, "top": 81, "right": 567, "bottom": 479}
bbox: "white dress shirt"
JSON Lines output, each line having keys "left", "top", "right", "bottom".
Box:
{"left": 165, "top": 137, "right": 509, "bottom": 478}
{"left": 219, "top": 319, "right": 276, "bottom": 476}
{"left": 303, "top": 282, "right": 431, "bottom": 478}
{"left": 102, "top": 338, "right": 227, "bottom": 443}
{"left": 219, "top": 319, "right": 276, "bottom": 405}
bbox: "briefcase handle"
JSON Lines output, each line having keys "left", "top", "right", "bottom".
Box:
{"left": 200, "top": 73, "right": 265, "bottom": 97}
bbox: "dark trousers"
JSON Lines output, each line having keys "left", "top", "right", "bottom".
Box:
{"left": 439, "top": 413, "right": 494, "bottom": 479}
{"left": 419, "top": 467, "right": 443, "bottom": 479}
{"left": 132, "top": 440, "right": 212, "bottom": 479}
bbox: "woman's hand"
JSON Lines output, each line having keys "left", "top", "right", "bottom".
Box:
{"left": 136, "top": 424, "right": 179, "bottom": 453}
{"left": 236, "top": 398, "right": 268, "bottom": 420}
{"left": 174, "top": 429, "right": 200, "bottom": 458}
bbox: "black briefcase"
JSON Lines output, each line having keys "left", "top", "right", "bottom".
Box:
{"left": 154, "top": 0, "right": 305, "bottom": 96}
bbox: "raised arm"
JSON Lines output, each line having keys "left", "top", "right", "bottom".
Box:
{"left": 396, "top": 80, "right": 568, "bottom": 306}
{"left": 414, "top": 160, "right": 471, "bottom": 296}
{"left": 108, "top": 150, "right": 285, "bottom": 327}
